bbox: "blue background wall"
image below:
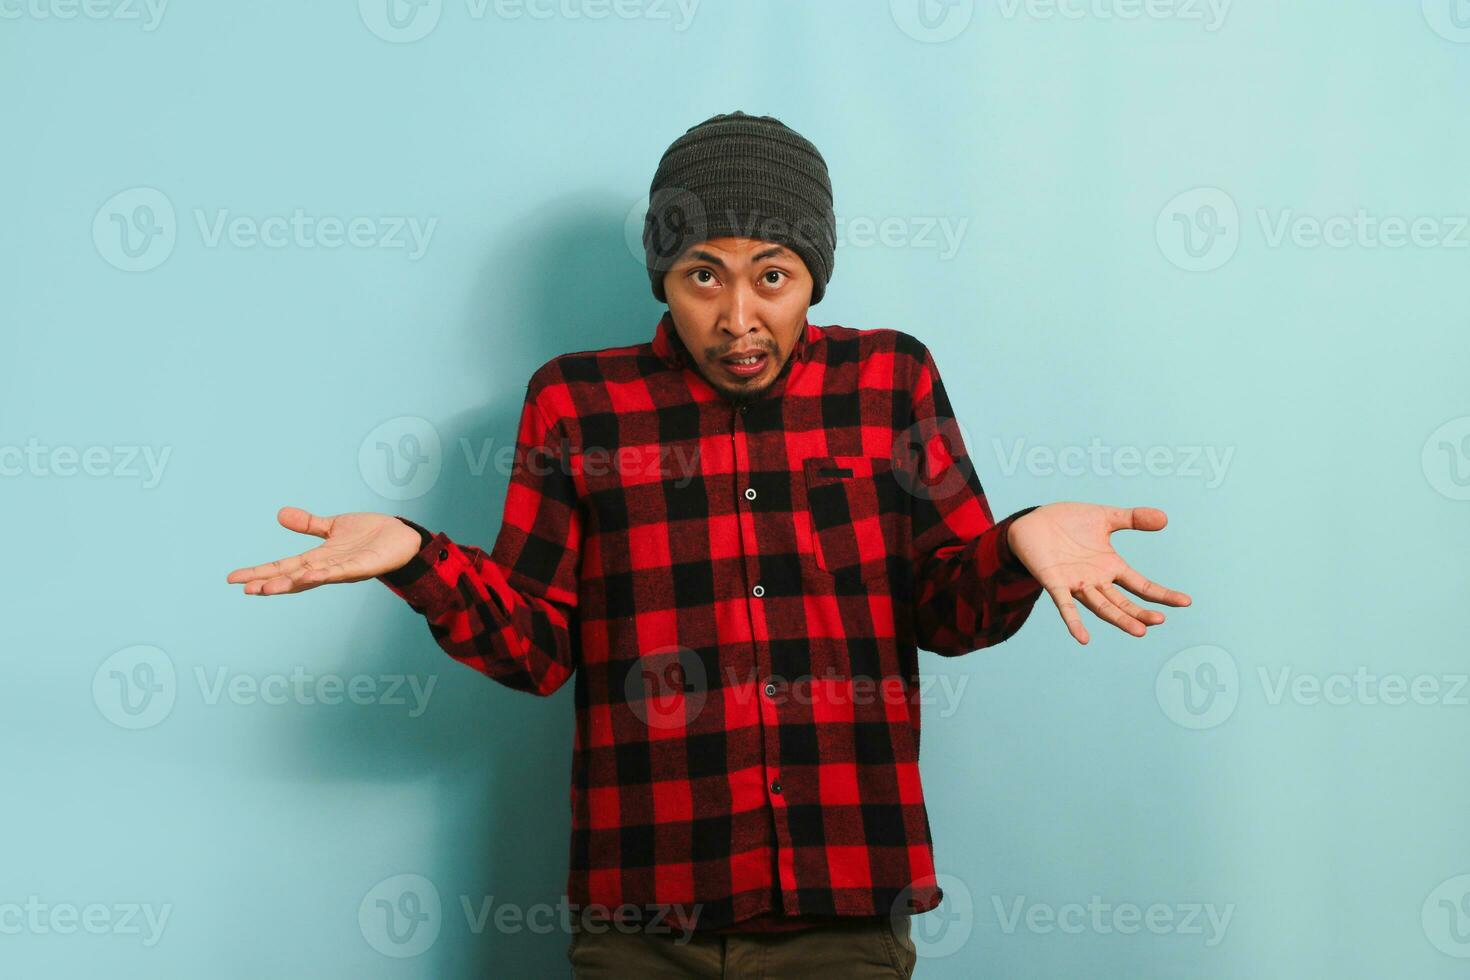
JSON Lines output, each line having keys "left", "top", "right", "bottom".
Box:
{"left": 4, "top": 1, "right": 1468, "bottom": 976}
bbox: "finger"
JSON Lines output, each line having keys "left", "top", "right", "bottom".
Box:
{"left": 248, "top": 574, "right": 318, "bottom": 596}
{"left": 277, "top": 506, "right": 335, "bottom": 539}
{"left": 227, "top": 558, "right": 297, "bottom": 584}
{"left": 1100, "top": 583, "right": 1164, "bottom": 625}
{"left": 295, "top": 553, "right": 369, "bottom": 586}
{"left": 1078, "top": 585, "right": 1148, "bottom": 637}
{"left": 244, "top": 554, "right": 362, "bottom": 595}
{"left": 1110, "top": 506, "right": 1167, "bottom": 533}
{"left": 247, "top": 566, "right": 326, "bottom": 596}
{"left": 226, "top": 545, "right": 330, "bottom": 584}
{"left": 1115, "top": 566, "right": 1192, "bottom": 607}
{"left": 226, "top": 508, "right": 335, "bottom": 583}
{"left": 1045, "top": 585, "right": 1090, "bottom": 645}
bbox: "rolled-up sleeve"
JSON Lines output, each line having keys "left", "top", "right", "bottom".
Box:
{"left": 904, "top": 344, "right": 1044, "bottom": 655}
{"left": 377, "top": 381, "right": 582, "bottom": 695}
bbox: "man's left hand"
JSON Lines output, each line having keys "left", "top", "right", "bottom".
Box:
{"left": 1006, "top": 502, "right": 1192, "bottom": 644}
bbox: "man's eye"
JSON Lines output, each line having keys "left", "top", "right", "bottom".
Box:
{"left": 763, "top": 270, "right": 785, "bottom": 285}
{"left": 690, "top": 269, "right": 716, "bottom": 285}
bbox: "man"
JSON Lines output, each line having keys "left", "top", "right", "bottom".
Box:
{"left": 226, "top": 111, "right": 1190, "bottom": 978}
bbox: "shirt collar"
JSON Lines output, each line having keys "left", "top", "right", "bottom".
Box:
{"left": 651, "top": 309, "right": 819, "bottom": 372}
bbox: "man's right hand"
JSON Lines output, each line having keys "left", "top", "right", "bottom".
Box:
{"left": 225, "top": 507, "right": 424, "bottom": 596}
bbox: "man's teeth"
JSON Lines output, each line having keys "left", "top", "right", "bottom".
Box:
{"left": 729, "top": 355, "right": 762, "bottom": 365}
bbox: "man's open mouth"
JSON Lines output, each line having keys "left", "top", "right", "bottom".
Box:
{"left": 719, "top": 351, "right": 769, "bottom": 377}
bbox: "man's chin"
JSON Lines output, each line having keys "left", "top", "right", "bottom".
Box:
{"left": 698, "top": 364, "right": 770, "bottom": 400}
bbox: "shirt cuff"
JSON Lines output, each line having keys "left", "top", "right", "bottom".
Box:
{"left": 993, "top": 505, "right": 1041, "bottom": 579}
{"left": 377, "top": 516, "right": 441, "bottom": 590}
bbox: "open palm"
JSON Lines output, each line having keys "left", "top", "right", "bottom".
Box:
{"left": 1006, "top": 502, "right": 1192, "bottom": 644}
{"left": 224, "top": 507, "right": 422, "bottom": 596}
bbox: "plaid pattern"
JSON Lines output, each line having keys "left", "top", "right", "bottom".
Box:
{"left": 377, "top": 310, "right": 1043, "bottom": 931}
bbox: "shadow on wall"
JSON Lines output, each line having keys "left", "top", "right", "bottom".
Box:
{"left": 278, "top": 197, "right": 664, "bottom": 978}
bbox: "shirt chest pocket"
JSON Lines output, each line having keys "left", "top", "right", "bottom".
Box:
{"left": 802, "top": 455, "right": 906, "bottom": 584}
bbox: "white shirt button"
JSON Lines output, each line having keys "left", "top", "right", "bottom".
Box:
{"left": 752, "top": 584, "right": 765, "bottom": 597}
{"left": 745, "top": 487, "right": 757, "bottom": 500}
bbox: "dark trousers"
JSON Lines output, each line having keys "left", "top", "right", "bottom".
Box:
{"left": 566, "top": 913, "right": 917, "bottom": 978}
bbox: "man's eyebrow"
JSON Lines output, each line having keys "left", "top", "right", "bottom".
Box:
{"left": 681, "top": 245, "right": 792, "bottom": 267}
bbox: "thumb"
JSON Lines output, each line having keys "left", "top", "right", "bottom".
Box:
{"left": 277, "top": 506, "right": 332, "bottom": 538}
{"left": 1113, "top": 506, "right": 1168, "bottom": 532}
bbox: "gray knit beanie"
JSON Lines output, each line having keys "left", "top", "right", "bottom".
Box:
{"left": 643, "top": 110, "right": 836, "bottom": 305}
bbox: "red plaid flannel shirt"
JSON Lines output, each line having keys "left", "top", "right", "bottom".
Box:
{"left": 377, "top": 310, "right": 1043, "bottom": 933}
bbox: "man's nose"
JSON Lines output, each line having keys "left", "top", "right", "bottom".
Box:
{"left": 719, "top": 281, "right": 761, "bottom": 337}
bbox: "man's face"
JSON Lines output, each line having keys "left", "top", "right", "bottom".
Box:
{"left": 662, "top": 236, "right": 813, "bottom": 403}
